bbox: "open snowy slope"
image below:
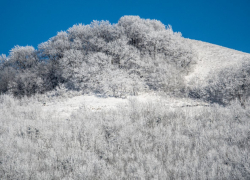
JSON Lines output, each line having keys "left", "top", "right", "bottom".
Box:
{"left": 185, "top": 39, "right": 250, "bottom": 83}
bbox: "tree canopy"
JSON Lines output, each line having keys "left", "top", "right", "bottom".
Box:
{"left": 0, "top": 16, "right": 196, "bottom": 97}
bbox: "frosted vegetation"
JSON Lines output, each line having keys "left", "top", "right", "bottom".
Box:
{"left": 190, "top": 59, "right": 250, "bottom": 107}
{"left": 0, "top": 16, "right": 196, "bottom": 98}
{"left": 1, "top": 16, "right": 250, "bottom": 179}
{"left": 1, "top": 94, "right": 250, "bottom": 179}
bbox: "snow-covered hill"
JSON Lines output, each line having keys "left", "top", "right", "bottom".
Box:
{"left": 2, "top": 16, "right": 250, "bottom": 179}
{"left": 1, "top": 38, "right": 250, "bottom": 180}
{"left": 185, "top": 39, "right": 250, "bottom": 83}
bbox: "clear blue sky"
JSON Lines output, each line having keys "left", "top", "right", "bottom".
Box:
{"left": 1, "top": 0, "right": 250, "bottom": 55}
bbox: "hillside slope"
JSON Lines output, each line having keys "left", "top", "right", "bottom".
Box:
{"left": 1, "top": 16, "right": 250, "bottom": 180}
{"left": 185, "top": 39, "right": 250, "bottom": 84}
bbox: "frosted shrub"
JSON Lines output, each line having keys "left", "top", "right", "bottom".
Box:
{"left": 189, "top": 58, "right": 250, "bottom": 107}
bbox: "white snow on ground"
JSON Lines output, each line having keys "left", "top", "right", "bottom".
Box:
{"left": 41, "top": 95, "right": 128, "bottom": 118}
{"left": 41, "top": 93, "right": 209, "bottom": 119}
{"left": 185, "top": 39, "right": 250, "bottom": 83}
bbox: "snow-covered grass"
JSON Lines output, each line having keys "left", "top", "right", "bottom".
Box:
{"left": 1, "top": 93, "right": 250, "bottom": 179}
{"left": 185, "top": 39, "right": 250, "bottom": 84}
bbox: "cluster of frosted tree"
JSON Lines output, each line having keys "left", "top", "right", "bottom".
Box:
{"left": 0, "top": 16, "right": 195, "bottom": 97}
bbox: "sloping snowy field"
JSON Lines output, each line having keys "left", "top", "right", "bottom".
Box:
{"left": 185, "top": 39, "right": 250, "bottom": 83}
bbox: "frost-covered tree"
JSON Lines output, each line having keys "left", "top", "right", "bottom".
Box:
{"left": 4, "top": 46, "right": 44, "bottom": 96}
{"left": 60, "top": 50, "right": 84, "bottom": 81}
{"left": 67, "top": 24, "right": 96, "bottom": 53}
{"left": 0, "top": 66, "right": 16, "bottom": 93}
{"left": 0, "top": 47, "right": 41, "bottom": 95}
{"left": 118, "top": 16, "right": 150, "bottom": 48}
{"left": 38, "top": 31, "right": 71, "bottom": 89}
{"left": 0, "top": 54, "right": 7, "bottom": 66}
{"left": 8, "top": 70, "right": 44, "bottom": 97}
{"left": 90, "top": 20, "right": 121, "bottom": 43}
{"left": 8, "top": 46, "right": 37, "bottom": 70}
{"left": 39, "top": 31, "right": 70, "bottom": 61}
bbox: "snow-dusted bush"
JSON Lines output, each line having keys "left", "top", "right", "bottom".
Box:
{"left": 189, "top": 58, "right": 250, "bottom": 107}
